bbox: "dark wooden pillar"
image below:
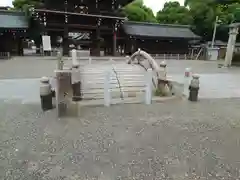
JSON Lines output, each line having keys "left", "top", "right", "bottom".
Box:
{"left": 105, "top": 35, "right": 112, "bottom": 55}
{"left": 63, "top": 27, "right": 69, "bottom": 56}
{"left": 130, "top": 38, "right": 137, "bottom": 53}
{"left": 113, "top": 31, "right": 117, "bottom": 56}
{"left": 63, "top": 0, "right": 69, "bottom": 56}
{"left": 90, "top": 18, "right": 101, "bottom": 56}
{"left": 96, "top": 28, "right": 101, "bottom": 56}
{"left": 17, "top": 37, "right": 24, "bottom": 56}
{"left": 125, "top": 37, "right": 133, "bottom": 55}
{"left": 90, "top": 29, "right": 101, "bottom": 56}
{"left": 113, "top": 20, "right": 118, "bottom": 56}
{"left": 35, "top": 36, "right": 42, "bottom": 54}
{"left": 49, "top": 32, "right": 58, "bottom": 48}
{"left": 112, "top": 20, "right": 121, "bottom": 56}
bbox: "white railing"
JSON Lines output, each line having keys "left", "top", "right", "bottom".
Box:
{"left": 69, "top": 50, "right": 105, "bottom": 57}
{"left": 71, "top": 56, "right": 126, "bottom": 66}
{"left": 0, "top": 52, "right": 10, "bottom": 59}
{"left": 151, "top": 54, "right": 192, "bottom": 60}
{"left": 103, "top": 68, "right": 153, "bottom": 106}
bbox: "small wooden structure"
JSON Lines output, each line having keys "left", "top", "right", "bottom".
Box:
{"left": 119, "top": 21, "right": 200, "bottom": 55}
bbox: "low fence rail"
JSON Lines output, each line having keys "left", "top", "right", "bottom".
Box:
{"left": 0, "top": 52, "right": 10, "bottom": 59}
{"left": 49, "top": 49, "right": 197, "bottom": 61}
{"left": 151, "top": 54, "right": 193, "bottom": 60}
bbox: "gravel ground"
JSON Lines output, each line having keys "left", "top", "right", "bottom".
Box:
{"left": 1, "top": 98, "right": 240, "bottom": 179}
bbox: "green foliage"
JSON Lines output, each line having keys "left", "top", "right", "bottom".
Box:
{"left": 12, "top": 0, "right": 43, "bottom": 44}
{"left": 188, "top": 0, "right": 240, "bottom": 40}
{"left": 122, "top": 0, "right": 157, "bottom": 22}
{"left": 12, "top": 0, "right": 42, "bottom": 10}
{"left": 156, "top": 2, "right": 193, "bottom": 25}
{"left": 155, "top": 88, "right": 167, "bottom": 97}
{"left": 189, "top": 1, "right": 217, "bottom": 40}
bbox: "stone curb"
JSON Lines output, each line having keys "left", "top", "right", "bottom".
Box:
{"left": 72, "top": 95, "right": 182, "bottom": 108}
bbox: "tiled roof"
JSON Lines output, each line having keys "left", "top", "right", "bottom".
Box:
{"left": 0, "top": 10, "right": 28, "bottom": 29}
{"left": 118, "top": 0, "right": 134, "bottom": 6}
{"left": 123, "top": 21, "right": 200, "bottom": 39}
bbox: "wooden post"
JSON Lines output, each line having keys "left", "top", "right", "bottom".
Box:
{"left": 104, "top": 70, "right": 111, "bottom": 107}
{"left": 184, "top": 68, "right": 191, "bottom": 95}
{"left": 188, "top": 74, "right": 200, "bottom": 101}
{"left": 72, "top": 65, "right": 82, "bottom": 102}
{"left": 145, "top": 68, "right": 153, "bottom": 105}
{"left": 89, "top": 57, "right": 92, "bottom": 64}
{"left": 57, "top": 51, "right": 63, "bottom": 70}
{"left": 55, "top": 70, "right": 73, "bottom": 117}
{"left": 40, "top": 77, "right": 53, "bottom": 111}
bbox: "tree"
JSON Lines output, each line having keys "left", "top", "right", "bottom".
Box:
{"left": 12, "top": 0, "right": 44, "bottom": 53}
{"left": 122, "top": 0, "right": 157, "bottom": 22}
{"left": 184, "top": 0, "right": 216, "bottom": 6}
{"left": 188, "top": 0, "right": 240, "bottom": 40}
{"left": 12, "top": 0, "right": 42, "bottom": 10}
{"left": 189, "top": 1, "right": 216, "bottom": 40}
{"left": 156, "top": 2, "right": 193, "bottom": 25}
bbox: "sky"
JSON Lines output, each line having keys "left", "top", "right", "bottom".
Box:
{"left": 0, "top": 0, "right": 184, "bottom": 13}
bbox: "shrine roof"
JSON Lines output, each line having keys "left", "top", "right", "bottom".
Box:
{"left": 41, "top": 0, "right": 133, "bottom": 9}
{"left": 0, "top": 10, "right": 28, "bottom": 29}
{"left": 123, "top": 21, "right": 200, "bottom": 39}
{"left": 119, "top": 0, "right": 134, "bottom": 6}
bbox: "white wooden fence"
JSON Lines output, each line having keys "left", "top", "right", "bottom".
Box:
{"left": 0, "top": 52, "right": 10, "bottom": 59}
{"left": 151, "top": 54, "right": 190, "bottom": 60}
{"left": 78, "top": 63, "right": 153, "bottom": 106}
{"left": 103, "top": 68, "right": 153, "bottom": 106}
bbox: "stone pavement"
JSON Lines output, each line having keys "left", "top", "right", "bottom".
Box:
{"left": 171, "top": 73, "right": 240, "bottom": 99}
{"left": 0, "top": 78, "right": 40, "bottom": 103}
{"left": 0, "top": 58, "right": 240, "bottom": 102}
{"left": 1, "top": 73, "right": 240, "bottom": 103}
{"left": 1, "top": 99, "right": 240, "bottom": 179}
{"left": 0, "top": 57, "right": 237, "bottom": 79}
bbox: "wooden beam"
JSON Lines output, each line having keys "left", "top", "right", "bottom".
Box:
{"left": 45, "top": 28, "right": 64, "bottom": 32}
{"left": 43, "top": 23, "right": 112, "bottom": 31}
{"left": 35, "top": 8, "right": 126, "bottom": 20}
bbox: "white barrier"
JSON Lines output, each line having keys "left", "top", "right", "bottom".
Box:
{"left": 71, "top": 49, "right": 78, "bottom": 66}
{"left": 89, "top": 57, "right": 92, "bottom": 65}
{"left": 0, "top": 52, "right": 10, "bottom": 59}
{"left": 151, "top": 54, "right": 192, "bottom": 60}
{"left": 145, "top": 68, "right": 153, "bottom": 105}
{"left": 104, "top": 70, "right": 111, "bottom": 107}
{"left": 184, "top": 68, "right": 192, "bottom": 95}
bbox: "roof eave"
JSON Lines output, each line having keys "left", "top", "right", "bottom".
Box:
{"left": 128, "top": 34, "right": 201, "bottom": 40}
{"left": 0, "top": 27, "right": 28, "bottom": 29}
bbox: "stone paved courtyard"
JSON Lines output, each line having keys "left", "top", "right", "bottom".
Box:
{"left": 1, "top": 99, "right": 240, "bottom": 179}
{"left": 1, "top": 56, "right": 239, "bottom": 79}
{"left": 1, "top": 57, "right": 240, "bottom": 101}
{"left": 1, "top": 57, "right": 240, "bottom": 179}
